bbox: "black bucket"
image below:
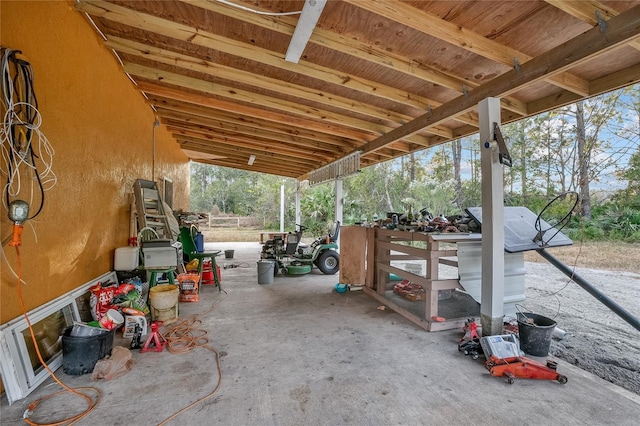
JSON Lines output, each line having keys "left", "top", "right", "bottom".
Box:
{"left": 61, "top": 326, "right": 115, "bottom": 375}
{"left": 517, "top": 313, "right": 556, "bottom": 357}
{"left": 225, "top": 249, "right": 234, "bottom": 259}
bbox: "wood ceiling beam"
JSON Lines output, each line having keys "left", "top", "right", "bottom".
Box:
{"left": 162, "top": 117, "right": 345, "bottom": 158}
{"left": 107, "top": 37, "right": 456, "bottom": 139}
{"left": 182, "top": 0, "right": 519, "bottom": 118}
{"left": 163, "top": 119, "right": 339, "bottom": 161}
{"left": 345, "top": 0, "right": 591, "bottom": 97}
{"left": 528, "top": 62, "right": 640, "bottom": 115}
{"left": 168, "top": 126, "right": 336, "bottom": 164}
{"left": 76, "top": 0, "right": 437, "bottom": 111}
{"left": 148, "top": 97, "right": 359, "bottom": 150}
{"left": 125, "top": 62, "right": 386, "bottom": 135}
{"left": 177, "top": 136, "right": 322, "bottom": 169}
{"left": 187, "top": 155, "right": 302, "bottom": 178}
{"left": 545, "top": 0, "right": 640, "bottom": 52}
{"left": 544, "top": 0, "right": 618, "bottom": 25}
{"left": 137, "top": 82, "right": 371, "bottom": 142}
{"left": 174, "top": 137, "right": 320, "bottom": 170}
{"left": 124, "top": 62, "right": 441, "bottom": 146}
{"left": 357, "top": 4, "right": 640, "bottom": 155}
{"left": 184, "top": 0, "right": 467, "bottom": 90}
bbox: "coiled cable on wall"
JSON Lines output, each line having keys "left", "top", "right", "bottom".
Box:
{"left": 0, "top": 48, "right": 57, "bottom": 221}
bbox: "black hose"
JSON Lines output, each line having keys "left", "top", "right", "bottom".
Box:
{"left": 537, "top": 248, "right": 640, "bottom": 332}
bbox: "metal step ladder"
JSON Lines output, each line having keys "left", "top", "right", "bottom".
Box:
{"left": 133, "top": 179, "right": 172, "bottom": 240}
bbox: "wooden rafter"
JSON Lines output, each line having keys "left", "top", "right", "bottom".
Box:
{"left": 345, "top": 0, "right": 591, "bottom": 97}
{"left": 73, "top": 0, "right": 640, "bottom": 178}
{"left": 358, "top": 4, "right": 640, "bottom": 155}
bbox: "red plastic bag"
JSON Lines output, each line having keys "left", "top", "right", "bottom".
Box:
{"left": 89, "top": 282, "right": 118, "bottom": 322}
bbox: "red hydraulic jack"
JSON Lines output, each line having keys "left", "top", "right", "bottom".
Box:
{"left": 485, "top": 355, "right": 568, "bottom": 385}
{"left": 141, "top": 321, "right": 167, "bottom": 353}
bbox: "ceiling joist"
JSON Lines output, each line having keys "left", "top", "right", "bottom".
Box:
{"left": 74, "top": 0, "right": 640, "bottom": 178}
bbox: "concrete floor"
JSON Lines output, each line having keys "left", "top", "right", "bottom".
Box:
{"left": 2, "top": 241, "right": 639, "bottom": 425}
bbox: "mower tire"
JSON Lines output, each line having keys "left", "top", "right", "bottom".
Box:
{"left": 317, "top": 250, "right": 340, "bottom": 275}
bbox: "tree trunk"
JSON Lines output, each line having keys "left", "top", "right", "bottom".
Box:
{"left": 410, "top": 152, "right": 416, "bottom": 182}
{"left": 576, "top": 101, "right": 591, "bottom": 220}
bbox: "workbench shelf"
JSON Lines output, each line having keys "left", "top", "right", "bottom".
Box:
{"left": 366, "top": 229, "right": 482, "bottom": 332}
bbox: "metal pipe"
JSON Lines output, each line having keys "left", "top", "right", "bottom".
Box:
{"left": 537, "top": 248, "right": 640, "bottom": 332}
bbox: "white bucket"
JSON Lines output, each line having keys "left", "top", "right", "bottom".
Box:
{"left": 99, "top": 309, "right": 124, "bottom": 331}
{"left": 149, "top": 284, "right": 179, "bottom": 323}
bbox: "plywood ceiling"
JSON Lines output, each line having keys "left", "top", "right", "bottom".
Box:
{"left": 75, "top": 0, "right": 640, "bottom": 179}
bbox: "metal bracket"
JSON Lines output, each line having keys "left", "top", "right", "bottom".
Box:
{"left": 514, "top": 57, "right": 521, "bottom": 74}
{"left": 493, "top": 122, "right": 512, "bottom": 167}
{"left": 462, "top": 85, "right": 469, "bottom": 98}
{"left": 596, "top": 10, "right": 607, "bottom": 33}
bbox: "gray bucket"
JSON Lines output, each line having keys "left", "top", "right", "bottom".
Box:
{"left": 257, "top": 260, "right": 275, "bottom": 284}
{"left": 517, "top": 312, "right": 556, "bottom": 357}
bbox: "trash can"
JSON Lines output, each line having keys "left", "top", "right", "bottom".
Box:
{"left": 225, "top": 250, "right": 234, "bottom": 259}
{"left": 517, "top": 312, "right": 557, "bottom": 357}
{"left": 61, "top": 326, "right": 115, "bottom": 375}
{"left": 257, "top": 260, "right": 275, "bottom": 284}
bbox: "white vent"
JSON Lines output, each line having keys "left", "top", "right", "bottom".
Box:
{"left": 309, "top": 151, "right": 360, "bottom": 186}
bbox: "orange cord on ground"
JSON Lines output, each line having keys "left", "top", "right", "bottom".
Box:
{"left": 13, "top": 232, "right": 227, "bottom": 425}
{"left": 14, "top": 246, "right": 102, "bottom": 426}
{"left": 156, "top": 290, "right": 228, "bottom": 425}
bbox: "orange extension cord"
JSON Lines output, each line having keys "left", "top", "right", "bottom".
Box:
{"left": 156, "top": 289, "right": 228, "bottom": 425}
{"left": 14, "top": 239, "right": 227, "bottom": 425}
{"left": 14, "top": 246, "right": 102, "bottom": 426}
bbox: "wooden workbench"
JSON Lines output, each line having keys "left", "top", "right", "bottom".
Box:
{"left": 340, "top": 226, "right": 482, "bottom": 331}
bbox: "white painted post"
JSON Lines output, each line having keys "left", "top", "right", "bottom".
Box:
{"left": 295, "top": 180, "right": 301, "bottom": 227}
{"left": 280, "top": 183, "right": 285, "bottom": 232}
{"left": 335, "top": 178, "right": 344, "bottom": 252}
{"left": 335, "top": 178, "right": 343, "bottom": 225}
{"left": 479, "top": 97, "right": 506, "bottom": 336}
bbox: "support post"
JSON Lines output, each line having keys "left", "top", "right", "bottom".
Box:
{"left": 295, "top": 180, "right": 301, "bottom": 227}
{"left": 280, "top": 183, "right": 285, "bottom": 232}
{"left": 335, "top": 179, "right": 344, "bottom": 247}
{"left": 479, "top": 97, "right": 505, "bottom": 336}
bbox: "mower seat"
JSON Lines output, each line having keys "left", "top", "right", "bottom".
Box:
{"left": 327, "top": 221, "right": 340, "bottom": 242}
{"left": 309, "top": 221, "right": 340, "bottom": 248}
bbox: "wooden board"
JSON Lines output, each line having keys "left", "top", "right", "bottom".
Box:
{"left": 338, "top": 226, "right": 367, "bottom": 285}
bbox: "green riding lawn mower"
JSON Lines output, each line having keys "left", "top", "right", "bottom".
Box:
{"left": 260, "top": 221, "right": 340, "bottom": 276}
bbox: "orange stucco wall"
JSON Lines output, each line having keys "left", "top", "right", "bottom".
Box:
{"left": 0, "top": 1, "right": 190, "bottom": 323}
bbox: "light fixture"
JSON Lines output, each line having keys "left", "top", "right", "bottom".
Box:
{"left": 248, "top": 155, "right": 256, "bottom": 165}
{"left": 285, "top": 0, "right": 328, "bottom": 63}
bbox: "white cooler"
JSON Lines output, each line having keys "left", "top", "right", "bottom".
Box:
{"left": 114, "top": 247, "right": 139, "bottom": 271}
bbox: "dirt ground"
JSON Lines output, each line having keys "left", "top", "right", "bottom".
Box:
{"left": 520, "top": 260, "right": 640, "bottom": 395}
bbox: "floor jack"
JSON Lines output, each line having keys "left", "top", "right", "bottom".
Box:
{"left": 485, "top": 356, "right": 568, "bottom": 385}
{"left": 141, "top": 321, "right": 167, "bottom": 353}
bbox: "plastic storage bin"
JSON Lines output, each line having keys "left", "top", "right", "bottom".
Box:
{"left": 114, "top": 246, "right": 139, "bottom": 271}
